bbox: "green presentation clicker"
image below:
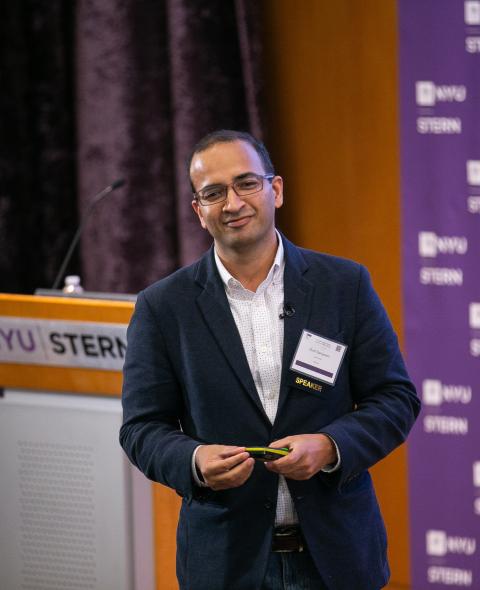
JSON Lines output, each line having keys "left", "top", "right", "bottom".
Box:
{"left": 245, "top": 447, "right": 290, "bottom": 462}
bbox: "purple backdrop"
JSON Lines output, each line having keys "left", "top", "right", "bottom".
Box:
{"left": 399, "top": 1, "right": 480, "bottom": 588}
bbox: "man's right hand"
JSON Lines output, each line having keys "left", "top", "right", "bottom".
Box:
{"left": 195, "top": 445, "right": 254, "bottom": 491}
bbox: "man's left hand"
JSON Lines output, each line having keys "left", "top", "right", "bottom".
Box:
{"left": 265, "top": 434, "right": 337, "bottom": 480}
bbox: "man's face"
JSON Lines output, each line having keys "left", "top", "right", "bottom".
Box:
{"left": 190, "top": 140, "right": 283, "bottom": 252}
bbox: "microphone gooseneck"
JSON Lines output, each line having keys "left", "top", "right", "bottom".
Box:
{"left": 51, "top": 179, "right": 126, "bottom": 290}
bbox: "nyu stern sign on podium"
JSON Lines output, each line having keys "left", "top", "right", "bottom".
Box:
{"left": 0, "top": 317, "right": 127, "bottom": 371}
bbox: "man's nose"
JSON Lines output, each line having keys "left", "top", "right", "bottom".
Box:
{"left": 223, "top": 186, "right": 244, "bottom": 211}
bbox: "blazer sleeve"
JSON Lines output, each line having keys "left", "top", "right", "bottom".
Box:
{"left": 320, "top": 264, "right": 421, "bottom": 488}
{"left": 119, "top": 290, "right": 199, "bottom": 500}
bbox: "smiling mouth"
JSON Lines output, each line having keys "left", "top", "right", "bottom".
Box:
{"left": 224, "top": 216, "right": 252, "bottom": 228}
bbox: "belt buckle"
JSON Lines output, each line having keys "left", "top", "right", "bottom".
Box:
{"left": 273, "top": 526, "right": 304, "bottom": 553}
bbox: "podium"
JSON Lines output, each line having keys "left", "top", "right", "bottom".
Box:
{"left": 0, "top": 294, "right": 180, "bottom": 590}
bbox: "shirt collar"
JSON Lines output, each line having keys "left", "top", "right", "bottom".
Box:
{"left": 214, "top": 230, "right": 284, "bottom": 292}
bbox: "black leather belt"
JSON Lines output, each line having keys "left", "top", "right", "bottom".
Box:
{"left": 272, "top": 526, "right": 305, "bottom": 552}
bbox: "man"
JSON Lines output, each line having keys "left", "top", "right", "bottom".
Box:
{"left": 120, "top": 130, "right": 420, "bottom": 590}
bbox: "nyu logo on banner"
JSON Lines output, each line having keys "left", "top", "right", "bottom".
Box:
{"left": 422, "top": 379, "right": 472, "bottom": 405}
{"left": 475, "top": 462, "right": 480, "bottom": 517}
{"left": 417, "top": 117, "right": 462, "bottom": 134}
{"left": 423, "top": 415, "right": 469, "bottom": 435}
{"left": 418, "top": 232, "right": 468, "bottom": 257}
{"left": 470, "top": 303, "right": 480, "bottom": 328}
{"left": 465, "top": 1, "right": 480, "bottom": 24}
{"left": 466, "top": 161, "right": 480, "bottom": 213}
{"left": 428, "top": 567, "right": 473, "bottom": 587}
{"left": 426, "top": 530, "right": 477, "bottom": 556}
{"left": 420, "top": 267, "right": 463, "bottom": 286}
{"left": 465, "top": 1, "right": 480, "bottom": 53}
{"left": 470, "top": 304, "right": 480, "bottom": 356}
{"left": 466, "top": 160, "right": 480, "bottom": 185}
{"left": 465, "top": 36, "right": 480, "bottom": 52}
{"left": 416, "top": 81, "right": 467, "bottom": 106}
{"left": 467, "top": 196, "right": 480, "bottom": 213}
{"left": 474, "top": 462, "right": 480, "bottom": 487}
{"left": 415, "top": 80, "right": 465, "bottom": 134}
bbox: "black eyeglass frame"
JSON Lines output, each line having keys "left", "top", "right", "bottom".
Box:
{"left": 193, "top": 172, "right": 275, "bottom": 206}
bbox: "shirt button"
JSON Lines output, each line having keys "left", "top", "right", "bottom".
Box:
{"left": 260, "top": 345, "right": 268, "bottom": 353}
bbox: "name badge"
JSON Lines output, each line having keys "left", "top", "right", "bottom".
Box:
{"left": 290, "top": 329, "right": 347, "bottom": 386}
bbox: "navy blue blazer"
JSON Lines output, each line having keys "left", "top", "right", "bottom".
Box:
{"left": 120, "top": 234, "right": 420, "bottom": 590}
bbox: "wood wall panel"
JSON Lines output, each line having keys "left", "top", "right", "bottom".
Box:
{"left": 261, "top": 2, "right": 411, "bottom": 588}
{"left": 153, "top": 485, "right": 181, "bottom": 590}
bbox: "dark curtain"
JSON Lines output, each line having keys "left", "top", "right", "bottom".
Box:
{"left": 0, "top": 1, "right": 78, "bottom": 293}
{"left": 1, "top": 0, "right": 264, "bottom": 294}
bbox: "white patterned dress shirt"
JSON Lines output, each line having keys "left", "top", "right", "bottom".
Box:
{"left": 192, "top": 233, "right": 339, "bottom": 525}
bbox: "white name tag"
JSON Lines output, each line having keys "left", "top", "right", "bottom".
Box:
{"left": 290, "top": 329, "right": 347, "bottom": 386}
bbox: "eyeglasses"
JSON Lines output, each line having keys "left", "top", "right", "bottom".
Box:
{"left": 193, "top": 173, "right": 275, "bottom": 206}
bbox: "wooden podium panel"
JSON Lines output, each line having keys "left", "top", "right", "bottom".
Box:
{"left": 0, "top": 294, "right": 180, "bottom": 590}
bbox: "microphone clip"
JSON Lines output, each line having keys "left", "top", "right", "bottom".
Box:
{"left": 279, "top": 303, "right": 295, "bottom": 320}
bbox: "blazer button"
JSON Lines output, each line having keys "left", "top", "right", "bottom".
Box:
{"left": 264, "top": 501, "right": 273, "bottom": 509}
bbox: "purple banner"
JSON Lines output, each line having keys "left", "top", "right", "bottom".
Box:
{"left": 399, "top": 1, "right": 480, "bottom": 588}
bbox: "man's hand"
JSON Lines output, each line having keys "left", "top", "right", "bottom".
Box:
{"left": 195, "top": 445, "right": 254, "bottom": 491}
{"left": 265, "top": 434, "right": 337, "bottom": 480}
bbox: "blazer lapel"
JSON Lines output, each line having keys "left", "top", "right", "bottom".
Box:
{"left": 276, "top": 236, "right": 315, "bottom": 418}
{"left": 195, "top": 248, "right": 271, "bottom": 423}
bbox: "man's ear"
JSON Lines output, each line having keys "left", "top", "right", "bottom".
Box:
{"left": 192, "top": 200, "right": 207, "bottom": 230}
{"left": 272, "top": 176, "right": 284, "bottom": 209}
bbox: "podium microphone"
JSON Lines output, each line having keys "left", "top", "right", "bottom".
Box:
{"left": 51, "top": 179, "right": 126, "bottom": 290}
